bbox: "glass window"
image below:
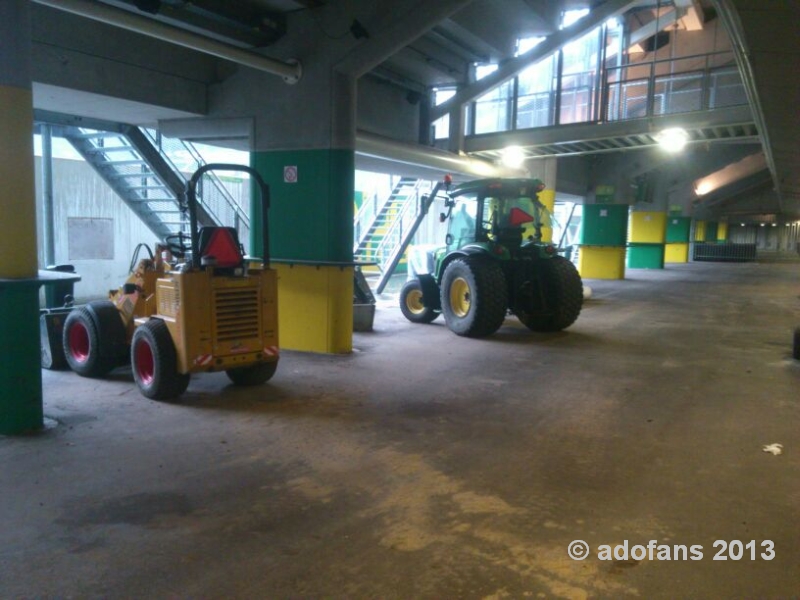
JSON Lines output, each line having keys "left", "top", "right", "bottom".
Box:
{"left": 560, "top": 29, "right": 600, "bottom": 124}
{"left": 472, "top": 64, "right": 513, "bottom": 134}
{"left": 432, "top": 88, "right": 456, "bottom": 140}
{"left": 516, "top": 55, "right": 557, "bottom": 129}
{"left": 447, "top": 196, "right": 478, "bottom": 251}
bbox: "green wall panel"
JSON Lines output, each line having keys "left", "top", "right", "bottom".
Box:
{"left": 705, "top": 221, "right": 718, "bottom": 242}
{"left": 251, "top": 149, "right": 354, "bottom": 262}
{"left": 666, "top": 216, "right": 691, "bottom": 243}
{"left": 580, "top": 204, "right": 629, "bottom": 246}
{"left": 0, "top": 283, "right": 43, "bottom": 434}
{"left": 627, "top": 243, "right": 665, "bottom": 269}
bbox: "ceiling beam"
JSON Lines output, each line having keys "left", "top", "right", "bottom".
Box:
{"left": 335, "top": 0, "right": 475, "bottom": 78}
{"left": 32, "top": 0, "right": 302, "bottom": 82}
{"left": 711, "top": 0, "right": 781, "bottom": 211}
{"left": 464, "top": 105, "right": 754, "bottom": 152}
{"left": 430, "top": 0, "right": 638, "bottom": 121}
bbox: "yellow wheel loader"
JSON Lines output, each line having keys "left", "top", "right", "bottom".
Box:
{"left": 59, "top": 164, "right": 278, "bottom": 400}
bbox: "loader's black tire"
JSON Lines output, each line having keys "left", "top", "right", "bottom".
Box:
{"left": 87, "top": 301, "right": 128, "bottom": 364}
{"left": 226, "top": 361, "right": 278, "bottom": 386}
{"left": 518, "top": 256, "right": 583, "bottom": 332}
{"left": 399, "top": 279, "right": 439, "bottom": 324}
{"left": 440, "top": 257, "right": 508, "bottom": 337}
{"left": 131, "top": 319, "right": 190, "bottom": 400}
{"left": 793, "top": 327, "right": 800, "bottom": 360}
{"left": 62, "top": 303, "right": 124, "bottom": 377}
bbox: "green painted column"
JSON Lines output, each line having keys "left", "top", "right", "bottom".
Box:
{"left": 0, "top": 1, "right": 43, "bottom": 434}
{"left": 0, "top": 282, "right": 43, "bottom": 434}
{"left": 249, "top": 148, "right": 355, "bottom": 353}
{"left": 251, "top": 149, "right": 354, "bottom": 262}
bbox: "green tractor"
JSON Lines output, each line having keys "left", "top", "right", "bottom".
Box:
{"left": 399, "top": 177, "right": 583, "bottom": 337}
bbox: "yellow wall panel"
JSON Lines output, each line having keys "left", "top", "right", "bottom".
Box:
{"left": 694, "top": 220, "right": 706, "bottom": 242}
{"left": 664, "top": 242, "right": 689, "bottom": 263}
{"left": 628, "top": 211, "right": 667, "bottom": 243}
{"left": 275, "top": 264, "right": 353, "bottom": 354}
{"left": 538, "top": 189, "right": 555, "bottom": 243}
{"left": 578, "top": 246, "right": 626, "bottom": 279}
{"left": 0, "top": 86, "right": 37, "bottom": 277}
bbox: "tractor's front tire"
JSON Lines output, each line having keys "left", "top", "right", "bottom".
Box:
{"left": 399, "top": 279, "right": 439, "bottom": 324}
{"left": 440, "top": 257, "right": 508, "bottom": 337}
{"left": 518, "top": 256, "right": 583, "bottom": 332}
{"left": 131, "top": 319, "right": 190, "bottom": 400}
{"left": 226, "top": 361, "right": 278, "bottom": 386}
{"left": 62, "top": 301, "right": 125, "bottom": 377}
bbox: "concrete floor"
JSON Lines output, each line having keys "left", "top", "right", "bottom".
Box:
{"left": 2, "top": 260, "right": 798, "bottom": 599}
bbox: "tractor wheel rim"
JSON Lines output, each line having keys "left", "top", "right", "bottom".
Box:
{"left": 406, "top": 289, "right": 425, "bottom": 314}
{"left": 450, "top": 277, "right": 471, "bottom": 318}
{"left": 68, "top": 322, "right": 90, "bottom": 362}
{"left": 134, "top": 340, "right": 155, "bottom": 385}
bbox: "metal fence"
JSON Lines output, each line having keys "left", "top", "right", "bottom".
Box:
{"left": 692, "top": 242, "right": 757, "bottom": 262}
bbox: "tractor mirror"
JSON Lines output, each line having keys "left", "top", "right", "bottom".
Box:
{"left": 439, "top": 212, "right": 447, "bottom": 222}
{"left": 445, "top": 233, "right": 454, "bottom": 246}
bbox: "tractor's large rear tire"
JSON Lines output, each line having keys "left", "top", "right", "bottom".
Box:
{"left": 440, "top": 257, "right": 508, "bottom": 337}
{"left": 518, "top": 256, "right": 583, "bottom": 332}
{"left": 793, "top": 327, "right": 800, "bottom": 360}
{"left": 226, "top": 361, "right": 278, "bottom": 386}
{"left": 131, "top": 319, "right": 190, "bottom": 400}
{"left": 399, "top": 279, "right": 439, "bottom": 324}
{"left": 62, "top": 301, "right": 125, "bottom": 377}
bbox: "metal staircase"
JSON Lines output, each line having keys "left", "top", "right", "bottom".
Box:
{"left": 353, "top": 177, "right": 440, "bottom": 294}
{"left": 354, "top": 177, "right": 422, "bottom": 263}
{"left": 54, "top": 124, "right": 249, "bottom": 247}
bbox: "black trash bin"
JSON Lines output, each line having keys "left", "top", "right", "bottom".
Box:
{"left": 44, "top": 264, "right": 76, "bottom": 308}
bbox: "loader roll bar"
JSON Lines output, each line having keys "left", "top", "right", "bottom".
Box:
{"left": 186, "top": 163, "right": 271, "bottom": 269}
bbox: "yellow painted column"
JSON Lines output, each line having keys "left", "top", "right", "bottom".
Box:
{"left": 717, "top": 222, "right": 728, "bottom": 242}
{"left": 694, "top": 220, "right": 706, "bottom": 242}
{"left": 627, "top": 211, "right": 667, "bottom": 269}
{"left": 538, "top": 189, "right": 556, "bottom": 243}
{"left": 0, "top": 0, "right": 43, "bottom": 434}
{"left": 274, "top": 264, "right": 353, "bottom": 353}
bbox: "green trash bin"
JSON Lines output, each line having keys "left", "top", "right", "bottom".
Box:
{"left": 44, "top": 264, "right": 76, "bottom": 308}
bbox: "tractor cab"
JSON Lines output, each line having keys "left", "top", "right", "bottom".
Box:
{"left": 443, "top": 178, "right": 554, "bottom": 257}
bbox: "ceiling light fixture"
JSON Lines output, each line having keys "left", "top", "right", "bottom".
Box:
{"left": 654, "top": 127, "right": 689, "bottom": 153}
{"left": 501, "top": 146, "right": 526, "bottom": 169}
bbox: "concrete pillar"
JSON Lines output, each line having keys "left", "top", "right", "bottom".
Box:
{"left": 665, "top": 216, "right": 691, "bottom": 263}
{"left": 627, "top": 211, "right": 667, "bottom": 269}
{"left": 0, "top": 0, "right": 43, "bottom": 434}
{"left": 236, "top": 64, "right": 357, "bottom": 353}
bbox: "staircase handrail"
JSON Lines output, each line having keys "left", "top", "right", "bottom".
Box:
{"left": 371, "top": 179, "right": 432, "bottom": 268}
{"left": 354, "top": 176, "right": 417, "bottom": 251}
{"left": 141, "top": 129, "right": 251, "bottom": 235}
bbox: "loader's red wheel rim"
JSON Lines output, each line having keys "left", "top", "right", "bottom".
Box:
{"left": 134, "top": 339, "right": 155, "bottom": 385}
{"left": 68, "top": 322, "right": 90, "bottom": 362}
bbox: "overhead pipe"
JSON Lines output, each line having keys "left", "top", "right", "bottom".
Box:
{"left": 32, "top": 0, "right": 302, "bottom": 84}
{"left": 356, "top": 131, "right": 527, "bottom": 179}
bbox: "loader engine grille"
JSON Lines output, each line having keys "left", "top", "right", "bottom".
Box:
{"left": 158, "top": 281, "right": 179, "bottom": 317}
{"left": 213, "top": 288, "right": 260, "bottom": 341}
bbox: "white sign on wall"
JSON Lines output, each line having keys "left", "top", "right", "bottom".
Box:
{"left": 283, "top": 165, "right": 298, "bottom": 183}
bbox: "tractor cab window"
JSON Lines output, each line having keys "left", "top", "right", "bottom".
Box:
{"left": 447, "top": 196, "right": 478, "bottom": 251}
{"left": 484, "top": 194, "right": 552, "bottom": 244}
